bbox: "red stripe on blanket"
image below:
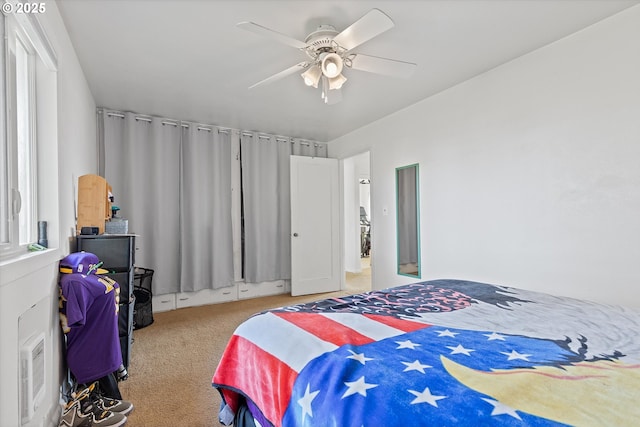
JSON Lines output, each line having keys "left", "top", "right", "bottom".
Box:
{"left": 212, "top": 334, "right": 295, "bottom": 427}
{"left": 274, "top": 312, "right": 374, "bottom": 346}
{"left": 363, "top": 313, "right": 431, "bottom": 332}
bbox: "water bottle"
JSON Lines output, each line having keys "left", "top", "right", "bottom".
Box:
{"left": 37, "top": 221, "right": 48, "bottom": 248}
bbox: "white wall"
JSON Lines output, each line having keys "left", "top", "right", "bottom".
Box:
{"left": 0, "top": 1, "right": 98, "bottom": 425}
{"left": 343, "top": 156, "right": 360, "bottom": 272}
{"left": 49, "top": 8, "right": 99, "bottom": 252}
{"left": 343, "top": 152, "right": 371, "bottom": 273}
{"left": 329, "top": 5, "right": 640, "bottom": 308}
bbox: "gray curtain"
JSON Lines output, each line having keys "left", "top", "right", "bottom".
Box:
{"left": 101, "top": 112, "right": 181, "bottom": 295}
{"left": 241, "top": 133, "right": 327, "bottom": 283}
{"left": 99, "top": 110, "right": 233, "bottom": 294}
{"left": 180, "top": 125, "right": 233, "bottom": 291}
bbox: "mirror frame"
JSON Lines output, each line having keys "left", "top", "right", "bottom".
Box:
{"left": 395, "top": 163, "right": 421, "bottom": 278}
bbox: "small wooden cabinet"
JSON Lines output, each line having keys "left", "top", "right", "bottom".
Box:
{"left": 77, "top": 174, "right": 112, "bottom": 234}
{"left": 77, "top": 234, "right": 136, "bottom": 369}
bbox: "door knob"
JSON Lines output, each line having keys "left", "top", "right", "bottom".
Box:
{"left": 293, "top": 233, "right": 299, "bottom": 237}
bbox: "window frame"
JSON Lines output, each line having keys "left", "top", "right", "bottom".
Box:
{"left": 1, "top": 12, "right": 47, "bottom": 259}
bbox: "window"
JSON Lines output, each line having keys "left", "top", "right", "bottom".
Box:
{"left": 1, "top": 12, "right": 53, "bottom": 258}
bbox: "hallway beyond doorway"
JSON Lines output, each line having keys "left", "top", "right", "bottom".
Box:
{"left": 346, "top": 256, "right": 371, "bottom": 294}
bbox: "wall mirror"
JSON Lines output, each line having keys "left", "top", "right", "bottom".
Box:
{"left": 396, "top": 164, "right": 420, "bottom": 278}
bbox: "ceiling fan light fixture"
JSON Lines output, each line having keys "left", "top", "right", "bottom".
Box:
{"left": 321, "top": 52, "right": 343, "bottom": 78}
{"left": 328, "top": 73, "right": 347, "bottom": 90}
{"left": 301, "top": 65, "right": 322, "bottom": 88}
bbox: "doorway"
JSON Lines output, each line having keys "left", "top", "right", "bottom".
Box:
{"left": 343, "top": 151, "right": 372, "bottom": 294}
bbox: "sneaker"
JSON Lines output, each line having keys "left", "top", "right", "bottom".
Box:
{"left": 93, "top": 391, "right": 134, "bottom": 416}
{"left": 58, "top": 398, "right": 92, "bottom": 427}
{"left": 75, "top": 383, "right": 128, "bottom": 427}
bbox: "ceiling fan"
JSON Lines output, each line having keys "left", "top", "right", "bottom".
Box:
{"left": 237, "top": 9, "right": 417, "bottom": 104}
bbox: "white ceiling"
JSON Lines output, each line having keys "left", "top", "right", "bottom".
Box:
{"left": 56, "top": 0, "right": 639, "bottom": 142}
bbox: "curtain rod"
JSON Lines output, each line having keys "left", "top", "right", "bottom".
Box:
{"left": 102, "top": 109, "right": 238, "bottom": 136}
{"left": 101, "top": 109, "right": 319, "bottom": 143}
{"left": 240, "top": 132, "right": 322, "bottom": 147}
{"left": 105, "top": 112, "right": 227, "bottom": 133}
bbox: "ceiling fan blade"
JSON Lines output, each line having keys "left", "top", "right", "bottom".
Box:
{"left": 349, "top": 54, "right": 416, "bottom": 79}
{"left": 248, "top": 62, "right": 309, "bottom": 89}
{"left": 237, "top": 21, "right": 308, "bottom": 50}
{"left": 333, "top": 9, "right": 394, "bottom": 52}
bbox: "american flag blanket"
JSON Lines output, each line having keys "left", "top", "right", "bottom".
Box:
{"left": 212, "top": 279, "right": 640, "bottom": 427}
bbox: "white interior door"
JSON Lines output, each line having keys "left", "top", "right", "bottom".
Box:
{"left": 290, "top": 155, "right": 341, "bottom": 296}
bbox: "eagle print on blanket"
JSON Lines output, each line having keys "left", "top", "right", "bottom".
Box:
{"left": 212, "top": 279, "right": 640, "bottom": 427}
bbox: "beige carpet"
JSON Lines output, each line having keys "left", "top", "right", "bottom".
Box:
{"left": 119, "top": 266, "right": 371, "bottom": 426}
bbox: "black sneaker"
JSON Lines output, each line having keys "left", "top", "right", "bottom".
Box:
{"left": 77, "top": 383, "right": 128, "bottom": 427}
{"left": 92, "top": 390, "right": 134, "bottom": 416}
{"left": 58, "top": 398, "right": 92, "bottom": 427}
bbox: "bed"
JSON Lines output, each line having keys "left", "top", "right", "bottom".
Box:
{"left": 212, "top": 279, "right": 640, "bottom": 426}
